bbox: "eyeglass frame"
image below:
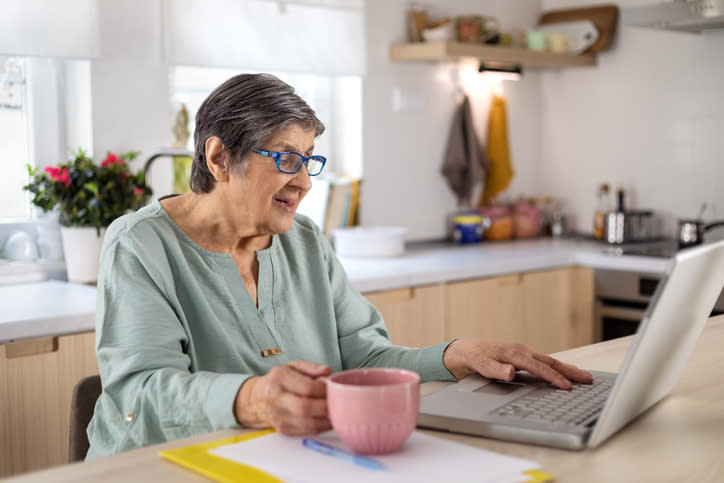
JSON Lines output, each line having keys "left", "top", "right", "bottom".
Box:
{"left": 252, "top": 148, "right": 327, "bottom": 176}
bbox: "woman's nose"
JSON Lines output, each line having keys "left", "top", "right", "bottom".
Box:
{"left": 290, "top": 163, "right": 313, "bottom": 191}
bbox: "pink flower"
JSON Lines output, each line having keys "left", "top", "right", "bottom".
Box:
{"left": 58, "top": 168, "right": 71, "bottom": 187}
{"left": 44, "top": 166, "right": 60, "bottom": 178}
{"left": 44, "top": 165, "right": 70, "bottom": 186}
{"left": 101, "top": 153, "right": 124, "bottom": 168}
{"left": 101, "top": 153, "right": 117, "bottom": 167}
{"left": 133, "top": 188, "right": 145, "bottom": 195}
{"left": 121, "top": 172, "right": 130, "bottom": 179}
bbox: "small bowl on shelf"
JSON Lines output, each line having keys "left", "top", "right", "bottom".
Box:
{"left": 422, "top": 19, "right": 453, "bottom": 42}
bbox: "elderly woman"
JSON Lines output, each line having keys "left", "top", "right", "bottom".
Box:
{"left": 86, "top": 73, "right": 591, "bottom": 458}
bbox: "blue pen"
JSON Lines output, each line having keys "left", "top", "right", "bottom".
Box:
{"left": 302, "top": 439, "right": 387, "bottom": 471}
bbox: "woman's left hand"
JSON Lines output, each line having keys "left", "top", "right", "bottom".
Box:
{"left": 442, "top": 339, "right": 593, "bottom": 389}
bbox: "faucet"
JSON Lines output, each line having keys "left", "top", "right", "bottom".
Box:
{"left": 141, "top": 148, "right": 194, "bottom": 177}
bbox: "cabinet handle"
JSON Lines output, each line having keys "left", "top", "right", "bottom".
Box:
{"left": 383, "top": 287, "right": 414, "bottom": 303}
{"left": 496, "top": 274, "right": 523, "bottom": 287}
{"left": 4, "top": 336, "right": 59, "bottom": 359}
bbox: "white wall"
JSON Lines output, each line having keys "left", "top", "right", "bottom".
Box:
{"left": 539, "top": 0, "right": 724, "bottom": 237}
{"left": 362, "top": 0, "right": 544, "bottom": 240}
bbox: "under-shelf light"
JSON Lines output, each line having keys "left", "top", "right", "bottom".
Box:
{"left": 478, "top": 61, "right": 522, "bottom": 81}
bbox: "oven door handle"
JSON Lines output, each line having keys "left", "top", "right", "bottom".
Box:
{"left": 597, "top": 304, "right": 648, "bottom": 321}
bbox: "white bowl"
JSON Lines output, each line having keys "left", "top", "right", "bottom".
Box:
{"left": 422, "top": 22, "right": 454, "bottom": 42}
{"left": 332, "top": 227, "right": 407, "bottom": 258}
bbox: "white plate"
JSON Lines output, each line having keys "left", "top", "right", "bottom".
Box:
{"left": 538, "top": 20, "right": 599, "bottom": 54}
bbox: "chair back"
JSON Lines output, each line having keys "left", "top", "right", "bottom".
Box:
{"left": 68, "top": 374, "right": 102, "bottom": 463}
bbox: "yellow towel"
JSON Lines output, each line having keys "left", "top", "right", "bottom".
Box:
{"left": 480, "top": 94, "right": 514, "bottom": 205}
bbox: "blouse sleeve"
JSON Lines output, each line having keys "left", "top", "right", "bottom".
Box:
{"left": 317, "top": 230, "right": 456, "bottom": 383}
{"left": 87, "top": 228, "right": 247, "bottom": 457}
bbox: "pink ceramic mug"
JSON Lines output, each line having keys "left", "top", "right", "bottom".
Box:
{"left": 324, "top": 368, "right": 420, "bottom": 455}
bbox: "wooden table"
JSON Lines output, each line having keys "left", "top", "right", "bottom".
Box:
{"left": 6, "top": 315, "right": 724, "bottom": 483}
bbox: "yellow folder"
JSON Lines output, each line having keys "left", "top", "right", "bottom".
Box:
{"left": 160, "top": 429, "right": 283, "bottom": 483}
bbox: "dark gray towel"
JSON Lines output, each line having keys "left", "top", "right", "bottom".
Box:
{"left": 440, "top": 95, "right": 488, "bottom": 207}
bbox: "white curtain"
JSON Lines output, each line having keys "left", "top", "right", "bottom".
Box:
{"left": 163, "top": 0, "right": 366, "bottom": 75}
{"left": 0, "top": 0, "right": 100, "bottom": 58}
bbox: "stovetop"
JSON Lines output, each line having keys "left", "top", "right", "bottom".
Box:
{"left": 602, "top": 240, "right": 681, "bottom": 259}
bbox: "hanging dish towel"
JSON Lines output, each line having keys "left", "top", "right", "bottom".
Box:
{"left": 440, "top": 95, "right": 488, "bottom": 208}
{"left": 480, "top": 94, "right": 514, "bottom": 205}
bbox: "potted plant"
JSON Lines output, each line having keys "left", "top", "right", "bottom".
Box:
{"left": 23, "top": 148, "right": 151, "bottom": 283}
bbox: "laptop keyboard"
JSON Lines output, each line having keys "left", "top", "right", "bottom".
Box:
{"left": 491, "top": 375, "right": 616, "bottom": 427}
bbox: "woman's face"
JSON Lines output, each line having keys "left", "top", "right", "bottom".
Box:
{"left": 224, "top": 124, "right": 316, "bottom": 236}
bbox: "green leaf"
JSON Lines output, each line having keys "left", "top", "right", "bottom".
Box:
{"left": 84, "top": 182, "right": 99, "bottom": 196}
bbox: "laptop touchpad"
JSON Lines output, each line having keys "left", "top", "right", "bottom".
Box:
{"left": 473, "top": 380, "right": 526, "bottom": 396}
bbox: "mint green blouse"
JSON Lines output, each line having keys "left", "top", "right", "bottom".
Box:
{"left": 86, "top": 202, "right": 454, "bottom": 459}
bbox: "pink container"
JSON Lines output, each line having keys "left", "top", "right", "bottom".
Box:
{"left": 324, "top": 368, "right": 420, "bottom": 455}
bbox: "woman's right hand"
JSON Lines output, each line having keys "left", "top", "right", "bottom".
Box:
{"left": 234, "top": 360, "right": 332, "bottom": 435}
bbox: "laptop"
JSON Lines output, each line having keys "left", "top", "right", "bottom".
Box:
{"left": 417, "top": 238, "right": 724, "bottom": 450}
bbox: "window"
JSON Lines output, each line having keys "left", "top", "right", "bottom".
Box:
{"left": 0, "top": 57, "right": 93, "bottom": 223}
{"left": 0, "top": 57, "right": 31, "bottom": 219}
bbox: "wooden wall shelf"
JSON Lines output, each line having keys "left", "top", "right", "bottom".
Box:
{"left": 389, "top": 42, "right": 597, "bottom": 68}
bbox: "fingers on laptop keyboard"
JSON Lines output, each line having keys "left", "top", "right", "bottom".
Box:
{"left": 496, "top": 345, "right": 573, "bottom": 389}
{"left": 533, "top": 353, "right": 594, "bottom": 385}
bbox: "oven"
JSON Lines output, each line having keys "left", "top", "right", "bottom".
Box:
{"left": 595, "top": 269, "right": 663, "bottom": 340}
{"left": 595, "top": 244, "right": 724, "bottom": 341}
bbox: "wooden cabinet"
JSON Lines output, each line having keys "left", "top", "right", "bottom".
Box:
{"left": 364, "top": 267, "right": 594, "bottom": 355}
{"left": 364, "top": 284, "right": 446, "bottom": 348}
{"left": 446, "top": 267, "right": 594, "bottom": 354}
{"left": 444, "top": 274, "right": 525, "bottom": 343}
{"left": 0, "top": 331, "right": 98, "bottom": 478}
{"left": 521, "top": 267, "right": 594, "bottom": 352}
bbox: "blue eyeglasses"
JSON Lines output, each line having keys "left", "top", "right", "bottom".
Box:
{"left": 252, "top": 148, "right": 327, "bottom": 176}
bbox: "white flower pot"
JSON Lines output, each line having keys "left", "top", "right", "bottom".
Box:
{"left": 60, "top": 226, "right": 106, "bottom": 284}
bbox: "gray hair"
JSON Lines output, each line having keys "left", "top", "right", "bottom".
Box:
{"left": 190, "top": 73, "right": 325, "bottom": 193}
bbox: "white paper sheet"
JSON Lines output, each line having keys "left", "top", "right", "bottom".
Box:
{"left": 210, "top": 430, "right": 540, "bottom": 483}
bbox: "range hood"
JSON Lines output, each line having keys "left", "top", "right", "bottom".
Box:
{"left": 623, "top": 0, "right": 724, "bottom": 33}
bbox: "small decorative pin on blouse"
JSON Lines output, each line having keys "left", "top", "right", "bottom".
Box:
{"left": 261, "top": 347, "right": 282, "bottom": 357}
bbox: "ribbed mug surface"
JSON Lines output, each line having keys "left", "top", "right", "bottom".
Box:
{"left": 325, "top": 368, "right": 420, "bottom": 455}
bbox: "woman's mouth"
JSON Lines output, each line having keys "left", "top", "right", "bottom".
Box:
{"left": 274, "top": 197, "right": 296, "bottom": 213}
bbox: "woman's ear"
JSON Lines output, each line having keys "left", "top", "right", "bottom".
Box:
{"left": 205, "top": 136, "right": 229, "bottom": 182}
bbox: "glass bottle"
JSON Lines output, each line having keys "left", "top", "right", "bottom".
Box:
{"left": 593, "top": 183, "right": 612, "bottom": 239}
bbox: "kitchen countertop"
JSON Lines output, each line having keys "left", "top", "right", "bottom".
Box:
{"left": 0, "top": 239, "right": 671, "bottom": 343}
{"left": 342, "top": 238, "right": 670, "bottom": 293}
{"left": 0, "top": 280, "right": 96, "bottom": 343}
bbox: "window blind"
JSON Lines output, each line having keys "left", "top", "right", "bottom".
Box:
{"left": 0, "top": 0, "right": 100, "bottom": 59}
{"left": 163, "top": 0, "right": 366, "bottom": 76}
